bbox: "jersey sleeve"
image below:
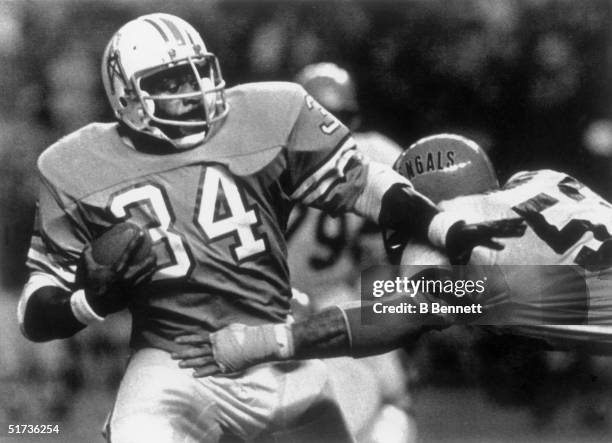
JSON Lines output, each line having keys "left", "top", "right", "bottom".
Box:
{"left": 283, "top": 90, "right": 368, "bottom": 215}
{"left": 284, "top": 90, "right": 411, "bottom": 220}
{"left": 25, "top": 176, "right": 89, "bottom": 291}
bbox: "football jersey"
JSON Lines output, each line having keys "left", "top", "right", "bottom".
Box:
{"left": 26, "top": 82, "right": 380, "bottom": 352}
{"left": 404, "top": 169, "right": 612, "bottom": 327}
{"left": 438, "top": 169, "right": 612, "bottom": 270}
{"left": 286, "top": 131, "right": 402, "bottom": 304}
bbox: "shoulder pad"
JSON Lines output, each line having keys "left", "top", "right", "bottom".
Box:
{"left": 504, "top": 169, "right": 566, "bottom": 189}
{"left": 227, "top": 81, "right": 305, "bottom": 118}
{"left": 38, "top": 123, "right": 121, "bottom": 198}
{"left": 205, "top": 82, "right": 307, "bottom": 175}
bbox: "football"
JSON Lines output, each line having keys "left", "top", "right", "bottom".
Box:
{"left": 91, "top": 222, "right": 153, "bottom": 266}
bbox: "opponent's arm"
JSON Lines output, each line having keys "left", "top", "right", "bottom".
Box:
{"left": 292, "top": 153, "right": 525, "bottom": 265}
{"left": 286, "top": 87, "right": 525, "bottom": 263}
{"left": 172, "top": 291, "right": 447, "bottom": 376}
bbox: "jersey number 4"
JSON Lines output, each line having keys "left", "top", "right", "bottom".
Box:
{"left": 109, "top": 167, "right": 267, "bottom": 280}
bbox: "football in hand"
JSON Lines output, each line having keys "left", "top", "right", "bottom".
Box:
{"left": 91, "top": 222, "right": 153, "bottom": 266}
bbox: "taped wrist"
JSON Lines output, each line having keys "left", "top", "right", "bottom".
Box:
{"left": 211, "top": 323, "right": 294, "bottom": 373}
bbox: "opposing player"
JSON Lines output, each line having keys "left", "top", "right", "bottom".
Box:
{"left": 289, "top": 62, "right": 415, "bottom": 442}
{"left": 172, "top": 134, "right": 612, "bottom": 373}
{"left": 16, "top": 14, "right": 517, "bottom": 443}
{"left": 394, "top": 135, "right": 612, "bottom": 349}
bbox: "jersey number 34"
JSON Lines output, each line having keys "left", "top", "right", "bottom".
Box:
{"left": 109, "top": 167, "right": 267, "bottom": 280}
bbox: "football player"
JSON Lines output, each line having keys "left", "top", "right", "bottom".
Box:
{"left": 172, "top": 134, "right": 612, "bottom": 373}
{"left": 17, "top": 13, "right": 520, "bottom": 443}
{"left": 289, "top": 62, "right": 416, "bottom": 442}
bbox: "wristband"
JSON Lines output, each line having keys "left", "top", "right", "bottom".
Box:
{"left": 428, "top": 212, "right": 464, "bottom": 248}
{"left": 70, "top": 289, "right": 105, "bottom": 325}
{"left": 212, "top": 323, "right": 295, "bottom": 373}
{"left": 273, "top": 323, "right": 295, "bottom": 359}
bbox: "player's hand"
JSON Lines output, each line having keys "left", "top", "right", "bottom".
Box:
{"left": 173, "top": 323, "right": 286, "bottom": 377}
{"left": 76, "top": 232, "right": 157, "bottom": 316}
{"left": 172, "top": 332, "right": 221, "bottom": 377}
{"left": 445, "top": 218, "right": 526, "bottom": 265}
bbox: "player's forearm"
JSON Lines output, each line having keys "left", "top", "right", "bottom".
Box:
{"left": 354, "top": 164, "right": 443, "bottom": 264}
{"left": 292, "top": 299, "right": 435, "bottom": 359}
{"left": 290, "top": 307, "right": 351, "bottom": 359}
{"left": 355, "top": 163, "right": 440, "bottom": 238}
{"left": 206, "top": 306, "right": 397, "bottom": 369}
{"left": 20, "top": 285, "right": 87, "bottom": 342}
{"left": 338, "top": 294, "right": 445, "bottom": 357}
{"left": 176, "top": 300, "right": 439, "bottom": 375}
{"left": 378, "top": 183, "right": 440, "bottom": 242}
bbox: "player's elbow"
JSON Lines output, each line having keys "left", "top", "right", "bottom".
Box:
{"left": 20, "top": 321, "right": 56, "bottom": 343}
{"left": 17, "top": 288, "right": 48, "bottom": 342}
{"left": 18, "top": 285, "right": 86, "bottom": 342}
{"left": 19, "top": 302, "right": 73, "bottom": 343}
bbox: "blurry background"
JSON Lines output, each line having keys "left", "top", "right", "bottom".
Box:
{"left": 2, "top": 0, "right": 612, "bottom": 441}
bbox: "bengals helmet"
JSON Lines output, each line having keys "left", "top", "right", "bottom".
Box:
{"left": 101, "top": 13, "right": 228, "bottom": 149}
{"left": 394, "top": 134, "right": 499, "bottom": 203}
{"left": 295, "top": 62, "right": 360, "bottom": 129}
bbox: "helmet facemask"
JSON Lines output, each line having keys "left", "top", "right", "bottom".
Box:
{"left": 135, "top": 55, "right": 228, "bottom": 146}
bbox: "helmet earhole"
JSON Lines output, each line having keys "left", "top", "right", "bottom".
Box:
{"left": 119, "top": 97, "right": 128, "bottom": 107}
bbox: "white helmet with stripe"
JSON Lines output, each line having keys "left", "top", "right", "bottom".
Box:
{"left": 101, "top": 13, "right": 228, "bottom": 148}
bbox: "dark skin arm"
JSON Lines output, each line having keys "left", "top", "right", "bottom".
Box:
{"left": 171, "top": 309, "right": 355, "bottom": 377}
{"left": 172, "top": 291, "right": 446, "bottom": 377}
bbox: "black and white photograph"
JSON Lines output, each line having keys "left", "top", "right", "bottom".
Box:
{"left": 2, "top": 0, "right": 612, "bottom": 442}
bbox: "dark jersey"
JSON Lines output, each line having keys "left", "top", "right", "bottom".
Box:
{"left": 26, "top": 82, "right": 382, "bottom": 351}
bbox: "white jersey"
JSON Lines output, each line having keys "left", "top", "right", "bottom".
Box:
{"left": 438, "top": 169, "right": 612, "bottom": 269}
{"left": 402, "top": 169, "right": 612, "bottom": 349}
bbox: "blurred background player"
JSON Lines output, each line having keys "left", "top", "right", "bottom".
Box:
{"left": 289, "top": 62, "right": 412, "bottom": 443}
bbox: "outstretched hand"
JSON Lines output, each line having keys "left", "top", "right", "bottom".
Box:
{"left": 446, "top": 217, "right": 527, "bottom": 265}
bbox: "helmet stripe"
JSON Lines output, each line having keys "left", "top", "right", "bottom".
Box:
{"left": 160, "top": 17, "right": 186, "bottom": 46}
{"left": 185, "top": 30, "right": 195, "bottom": 45}
{"left": 144, "top": 18, "right": 169, "bottom": 42}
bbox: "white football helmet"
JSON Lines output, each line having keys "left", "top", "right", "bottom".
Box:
{"left": 101, "top": 13, "right": 228, "bottom": 148}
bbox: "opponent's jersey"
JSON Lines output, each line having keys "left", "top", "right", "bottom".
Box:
{"left": 26, "top": 82, "right": 381, "bottom": 352}
{"left": 439, "top": 169, "right": 612, "bottom": 270}
{"left": 286, "top": 131, "right": 402, "bottom": 304}
{"left": 405, "top": 169, "right": 612, "bottom": 327}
